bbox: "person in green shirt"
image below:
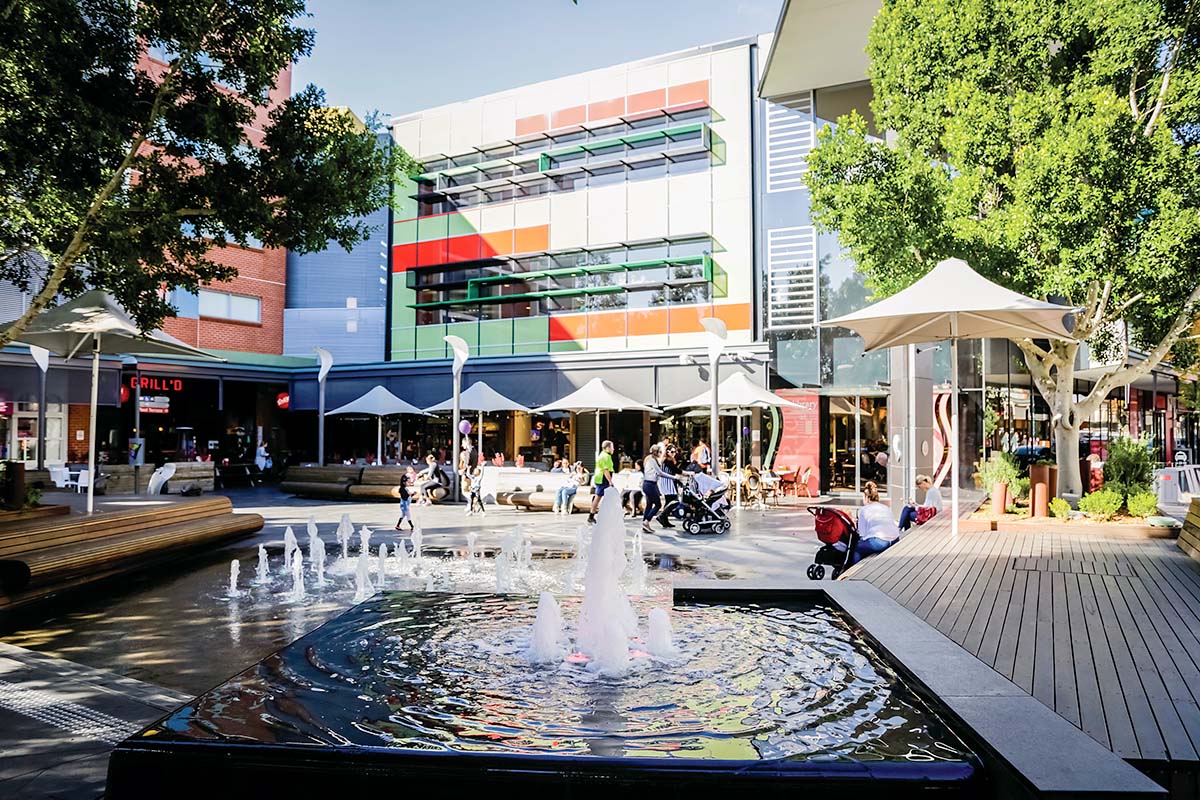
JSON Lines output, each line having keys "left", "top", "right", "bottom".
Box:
{"left": 588, "top": 439, "right": 615, "bottom": 524}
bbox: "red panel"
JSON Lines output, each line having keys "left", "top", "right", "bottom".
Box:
{"left": 416, "top": 239, "right": 448, "bottom": 267}
{"left": 551, "top": 105, "right": 587, "bottom": 129}
{"left": 446, "top": 234, "right": 482, "bottom": 263}
{"left": 667, "top": 80, "right": 709, "bottom": 107}
{"left": 773, "top": 391, "right": 821, "bottom": 493}
{"left": 587, "top": 97, "right": 626, "bottom": 122}
{"left": 549, "top": 314, "right": 587, "bottom": 342}
{"left": 392, "top": 243, "right": 418, "bottom": 272}
{"left": 515, "top": 114, "right": 547, "bottom": 136}
{"left": 627, "top": 89, "right": 666, "bottom": 114}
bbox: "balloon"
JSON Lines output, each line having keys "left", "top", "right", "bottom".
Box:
{"left": 459, "top": 420, "right": 473, "bottom": 435}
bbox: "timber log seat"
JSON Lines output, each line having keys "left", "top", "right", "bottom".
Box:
{"left": 499, "top": 487, "right": 595, "bottom": 512}
{"left": 1179, "top": 497, "right": 1200, "bottom": 561}
{"left": 0, "top": 496, "right": 262, "bottom": 612}
{"left": 279, "top": 466, "right": 363, "bottom": 499}
{"left": 347, "top": 468, "right": 411, "bottom": 500}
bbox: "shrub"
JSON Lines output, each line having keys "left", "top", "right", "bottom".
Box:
{"left": 1103, "top": 435, "right": 1155, "bottom": 492}
{"left": 1010, "top": 477, "right": 1030, "bottom": 500}
{"left": 24, "top": 485, "right": 42, "bottom": 508}
{"left": 977, "top": 452, "right": 1019, "bottom": 492}
{"left": 1049, "top": 497, "right": 1071, "bottom": 519}
{"left": 1126, "top": 491, "right": 1160, "bottom": 518}
{"left": 1078, "top": 488, "right": 1123, "bottom": 521}
{"left": 1103, "top": 481, "right": 1130, "bottom": 502}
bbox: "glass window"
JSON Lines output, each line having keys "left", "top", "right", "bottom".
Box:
{"left": 542, "top": 294, "right": 585, "bottom": 314}
{"left": 552, "top": 171, "right": 586, "bottom": 192}
{"left": 668, "top": 128, "right": 703, "bottom": 149}
{"left": 484, "top": 185, "right": 515, "bottom": 203}
{"left": 450, "top": 189, "right": 480, "bottom": 208}
{"left": 481, "top": 145, "right": 515, "bottom": 161}
{"left": 477, "top": 304, "right": 502, "bottom": 321}
{"left": 626, "top": 289, "right": 662, "bottom": 309}
{"left": 229, "top": 294, "right": 260, "bottom": 323}
{"left": 629, "top": 114, "right": 667, "bottom": 130}
{"left": 668, "top": 107, "right": 712, "bottom": 124}
{"left": 517, "top": 136, "right": 548, "bottom": 154}
{"left": 669, "top": 237, "right": 711, "bottom": 258}
{"left": 501, "top": 301, "right": 536, "bottom": 319}
{"left": 669, "top": 151, "right": 709, "bottom": 175}
{"left": 627, "top": 242, "right": 668, "bottom": 262}
{"left": 627, "top": 157, "right": 667, "bottom": 182}
{"left": 514, "top": 159, "right": 542, "bottom": 175}
{"left": 422, "top": 158, "right": 449, "bottom": 173}
{"left": 515, "top": 179, "right": 550, "bottom": 198}
{"left": 669, "top": 263, "right": 705, "bottom": 282}
{"left": 451, "top": 152, "right": 481, "bottom": 168}
{"left": 628, "top": 135, "right": 666, "bottom": 152}
{"left": 589, "top": 123, "right": 626, "bottom": 140}
{"left": 481, "top": 165, "right": 515, "bottom": 181}
{"left": 587, "top": 164, "right": 625, "bottom": 187}
{"left": 670, "top": 283, "right": 710, "bottom": 305}
{"left": 446, "top": 171, "right": 481, "bottom": 187}
{"left": 584, "top": 247, "right": 623, "bottom": 266}
{"left": 198, "top": 289, "right": 260, "bottom": 323}
{"left": 416, "top": 308, "right": 441, "bottom": 325}
{"left": 626, "top": 267, "right": 669, "bottom": 287}
{"left": 551, "top": 130, "right": 587, "bottom": 146}
{"left": 551, "top": 250, "right": 586, "bottom": 270}
{"left": 549, "top": 149, "right": 586, "bottom": 168}
{"left": 586, "top": 143, "right": 624, "bottom": 163}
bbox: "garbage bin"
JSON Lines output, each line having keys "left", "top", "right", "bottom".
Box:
{"left": 1155, "top": 467, "right": 1182, "bottom": 507}
{"left": 0, "top": 461, "right": 27, "bottom": 509}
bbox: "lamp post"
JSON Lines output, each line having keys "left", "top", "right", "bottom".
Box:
{"left": 699, "top": 317, "right": 728, "bottom": 477}
{"left": 315, "top": 347, "right": 333, "bottom": 466}
{"left": 445, "top": 335, "right": 469, "bottom": 502}
{"left": 29, "top": 345, "right": 49, "bottom": 471}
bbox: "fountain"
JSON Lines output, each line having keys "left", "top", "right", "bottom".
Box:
{"left": 359, "top": 526, "right": 372, "bottom": 556}
{"left": 629, "top": 529, "right": 648, "bottom": 595}
{"left": 283, "top": 526, "right": 298, "bottom": 572}
{"left": 228, "top": 560, "right": 240, "bottom": 597}
{"left": 392, "top": 537, "right": 409, "bottom": 575}
{"left": 337, "top": 514, "right": 353, "bottom": 560}
{"left": 290, "top": 551, "right": 305, "bottom": 603}
{"left": 354, "top": 549, "right": 374, "bottom": 602}
{"left": 526, "top": 591, "right": 564, "bottom": 663}
{"left": 312, "top": 534, "right": 326, "bottom": 587}
{"left": 574, "top": 495, "right": 637, "bottom": 672}
{"left": 411, "top": 527, "right": 423, "bottom": 560}
{"left": 465, "top": 531, "right": 478, "bottom": 567}
{"left": 377, "top": 544, "right": 388, "bottom": 589}
{"left": 254, "top": 544, "right": 269, "bottom": 584}
{"left": 645, "top": 608, "right": 675, "bottom": 658}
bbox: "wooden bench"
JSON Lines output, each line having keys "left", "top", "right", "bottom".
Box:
{"left": 347, "top": 468, "right": 410, "bottom": 500}
{"left": 1178, "top": 496, "right": 1200, "bottom": 560}
{"left": 0, "top": 497, "right": 262, "bottom": 612}
{"left": 500, "top": 487, "right": 596, "bottom": 512}
{"left": 279, "top": 466, "right": 363, "bottom": 499}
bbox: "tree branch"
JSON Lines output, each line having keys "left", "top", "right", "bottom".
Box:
{"left": 1130, "top": 66, "right": 1141, "bottom": 121}
{"left": 1145, "top": 0, "right": 1197, "bottom": 138}
{"left": 1091, "top": 282, "right": 1200, "bottom": 400}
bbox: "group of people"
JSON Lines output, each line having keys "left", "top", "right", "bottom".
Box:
{"left": 392, "top": 454, "right": 456, "bottom": 531}
{"left": 851, "top": 473, "right": 942, "bottom": 564}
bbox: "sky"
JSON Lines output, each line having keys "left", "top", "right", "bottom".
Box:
{"left": 290, "top": 0, "right": 782, "bottom": 120}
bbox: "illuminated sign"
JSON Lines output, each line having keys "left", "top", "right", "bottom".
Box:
{"left": 275, "top": 392, "right": 290, "bottom": 410}
{"left": 139, "top": 395, "right": 170, "bottom": 415}
{"left": 129, "top": 376, "right": 184, "bottom": 392}
{"left": 0, "top": 401, "right": 10, "bottom": 417}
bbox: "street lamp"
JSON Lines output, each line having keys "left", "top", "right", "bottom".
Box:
{"left": 445, "top": 335, "right": 469, "bottom": 502}
{"left": 315, "top": 347, "right": 333, "bottom": 466}
{"left": 699, "top": 317, "right": 727, "bottom": 474}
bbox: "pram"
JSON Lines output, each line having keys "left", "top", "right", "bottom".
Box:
{"left": 805, "top": 506, "right": 860, "bottom": 579}
{"left": 677, "top": 472, "right": 732, "bottom": 535}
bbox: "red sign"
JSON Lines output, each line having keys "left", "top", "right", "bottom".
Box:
{"left": 120, "top": 385, "right": 131, "bottom": 404}
{"left": 275, "top": 392, "right": 290, "bottom": 410}
{"left": 129, "top": 376, "right": 184, "bottom": 392}
{"left": 0, "top": 401, "right": 11, "bottom": 417}
{"left": 774, "top": 390, "right": 821, "bottom": 495}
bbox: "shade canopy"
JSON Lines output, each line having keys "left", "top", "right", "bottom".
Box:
{"left": 535, "top": 378, "right": 657, "bottom": 414}
{"left": 425, "top": 381, "right": 531, "bottom": 413}
{"left": 6, "top": 289, "right": 221, "bottom": 360}
{"left": 666, "top": 372, "right": 802, "bottom": 411}
{"left": 325, "top": 385, "right": 428, "bottom": 417}
{"left": 818, "top": 258, "right": 1077, "bottom": 351}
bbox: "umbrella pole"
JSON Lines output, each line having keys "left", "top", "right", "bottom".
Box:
{"left": 477, "top": 411, "right": 483, "bottom": 465}
{"left": 950, "top": 335, "right": 960, "bottom": 537}
{"left": 735, "top": 411, "right": 742, "bottom": 509}
{"left": 376, "top": 416, "right": 382, "bottom": 466}
{"left": 595, "top": 411, "right": 600, "bottom": 462}
{"left": 87, "top": 334, "right": 99, "bottom": 514}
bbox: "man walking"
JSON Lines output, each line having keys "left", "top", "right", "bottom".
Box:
{"left": 588, "top": 440, "right": 615, "bottom": 524}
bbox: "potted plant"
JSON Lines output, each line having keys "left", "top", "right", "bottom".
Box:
{"left": 1029, "top": 457, "right": 1058, "bottom": 516}
{"left": 977, "top": 452, "right": 1019, "bottom": 516}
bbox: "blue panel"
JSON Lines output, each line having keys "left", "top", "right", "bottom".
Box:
{"left": 285, "top": 205, "right": 390, "bottom": 310}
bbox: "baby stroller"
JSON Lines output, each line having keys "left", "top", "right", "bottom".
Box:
{"left": 677, "top": 472, "right": 732, "bottom": 535}
{"left": 805, "top": 506, "right": 859, "bottom": 580}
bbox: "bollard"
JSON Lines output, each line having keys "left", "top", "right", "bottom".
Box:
{"left": 1033, "top": 482, "right": 1048, "bottom": 518}
{"left": 991, "top": 481, "right": 1009, "bottom": 516}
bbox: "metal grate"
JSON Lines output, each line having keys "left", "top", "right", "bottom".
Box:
{"left": 764, "top": 92, "right": 814, "bottom": 193}
{"left": 765, "top": 226, "right": 817, "bottom": 330}
{"left": 0, "top": 679, "right": 144, "bottom": 745}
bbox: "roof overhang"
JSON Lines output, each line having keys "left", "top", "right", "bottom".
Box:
{"left": 758, "top": 0, "right": 881, "bottom": 100}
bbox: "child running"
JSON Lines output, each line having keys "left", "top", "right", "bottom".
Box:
{"left": 394, "top": 470, "right": 415, "bottom": 531}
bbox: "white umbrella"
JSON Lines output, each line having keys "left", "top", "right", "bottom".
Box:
{"left": 820, "top": 257, "right": 1077, "bottom": 534}
{"left": 535, "top": 378, "right": 657, "bottom": 465}
{"left": 425, "top": 381, "right": 531, "bottom": 463}
{"left": 4, "top": 290, "right": 223, "bottom": 513}
{"left": 668, "top": 372, "right": 803, "bottom": 506}
{"left": 325, "top": 385, "right": 429, "bottom": 465}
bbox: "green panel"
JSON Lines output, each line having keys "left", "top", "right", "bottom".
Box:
{"left": 417, "top": 215, "right": 449, "bottom": 242}
{"left": 478, "top": 319, "right": 514, "bottom": 355}
{"left": 549, "top": 339, "right": 584, "bottom": 353}
{"left": 512, "top": 316, "right": 548, "bottom": 345}
{"left": 446, "top": 212, "right": 476, "bottom": 238}
{"left": 393, "top": 176, "right": 419, "bottom": 219}
{"left": 390, "top": 327, "right": 416, "bottom": 360}
{"left": 711, "top": 260, "right": 728, "bottom": 299}
{"left": 415, "top": 324, "right": 448, "bottom": 359}
{"left": 393, "top": 218, "right": 418, "bottom": 246}
{"left": 513, "top": 340, "right": 550, "bottom": 355}
{"left": 445, "top": 320, "right": 479, "bottom": 355}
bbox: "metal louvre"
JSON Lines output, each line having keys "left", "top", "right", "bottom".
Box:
{"left": 765, "top": 226, "right": 817, "bottom": 331}
{"left": 765, "top": 91, "right": 814, "bottom": 194}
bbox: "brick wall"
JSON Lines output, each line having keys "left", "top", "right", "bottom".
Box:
{"left": 67, "top": 403, "right": 90, "bottom": 463}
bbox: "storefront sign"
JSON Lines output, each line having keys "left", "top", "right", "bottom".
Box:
{"left": 275, "top": 391, "right": 290, "bottom": 410}
{"left": 139, "top": 395, "right": 171, "bottom": 415}
{"left": 0, "top": 401, "right": 10, "bottom": 417}
{"left": 129, "top": 376, "right": 184, "bottom": 392}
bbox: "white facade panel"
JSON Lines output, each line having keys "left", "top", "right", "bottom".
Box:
{"left": 589, "top": 71, "right": 626, "bottom": 103}
{"left": 418, "top": 114, "right": 451, "bottom": 158}
{"left": 668, "top": 173, "right": 712, "bottom": 235}
{"left": 712, "top": 197, "right": 753, "bottom": 303}
{"left": 480, "top": 203, "right": 515, "bottom": 233}
{"left": 549, "top": 191, "right": 587, "bottom": 249}
{"left": 391, "top": 120, "right": 420, "bottom": 154}
{"left": 626, "top": 178, "right": 669, "bottom": 240}
{"left": 514, "top": 196, "right": 550, "bottom": 228}
{"left": 587, "top": 184, "right": 627, "bottom": 245}
{"left": 449, "top": 104, "right": 483, "bottom": 153}
{"left": 481, "top": 97, "right": 516, "bottom": 142}
{"left": 667, "top": 55, "right": 709, "bottom": 85}
{"left": 626, "top": 63, "right": 669, "bottom": 94}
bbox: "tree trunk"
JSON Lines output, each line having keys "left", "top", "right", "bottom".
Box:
{"left": 1054, "top": 421, "right": 1082, "bottom": 496}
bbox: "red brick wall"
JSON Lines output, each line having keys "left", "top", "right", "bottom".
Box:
{"left": 67, "top": 403, "right": 90, "bottom": 463}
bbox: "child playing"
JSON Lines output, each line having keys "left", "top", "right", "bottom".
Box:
{"left": 465, "top": 465, "right": 486, "bottom": 516}
{"left": 394, "top": 470, "right": 415, "bottom": 531}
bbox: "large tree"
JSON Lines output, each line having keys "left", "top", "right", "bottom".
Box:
{"left": 0, "top": 0, "right": 414, "bottom": 346}
{"left": 806, "top": 0, "right": 1200, "bottom": 495}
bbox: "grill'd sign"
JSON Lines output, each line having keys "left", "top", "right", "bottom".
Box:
{"left": 130, "top": 376, "right": 184, "bottom": 392}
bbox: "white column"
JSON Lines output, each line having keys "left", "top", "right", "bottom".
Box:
{"left": 86, "top": 334, "right": 99, "bottom": 514}
{"left": 950, "top": 325, "right": 961, "bottom": 537}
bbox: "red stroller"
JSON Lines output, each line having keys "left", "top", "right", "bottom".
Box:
{"left": 805, "top": 506, "right": 859, "bottom": 580}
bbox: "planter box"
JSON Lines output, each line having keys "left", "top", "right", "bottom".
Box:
{"left": 993, "top": 517, "right": 1175, "bottom": 539}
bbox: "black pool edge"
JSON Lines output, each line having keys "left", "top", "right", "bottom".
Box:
{"left": 673, "top": 579, "right": 1167, "bottom": 800}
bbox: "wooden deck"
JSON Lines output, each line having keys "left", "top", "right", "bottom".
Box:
{"left": 842, "top": 512, "right": 1200, "bottom": 784}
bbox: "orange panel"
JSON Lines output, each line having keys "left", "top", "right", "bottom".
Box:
{"left": 627, "top": 308, "right": 669, "bottom": 337}
{"left": 712, "top": 303, "right": 752, "bottom": 331}
{"left": 626, "top": 89, "right": 666, "bottom": 114}
{"left": 549, "top": 314, "right": 587, "bottom": 342}
{"left": 667, "top": 80, "right": 709, "bottom": 107}
{"left": 480, "top": 230, "right": 514, "bottom": 256}
{"left": 551, "top": 105, "right": 587, "bottom": 129}
{"left": 515, "top": 114, "right": 547, "bottom": 136}
{"left": 587, "top": 97, "right": 626, "bottom": 122}
{"left": 587, "top": 310, "right": 626, "bottom": 339}
{"left": 668, "top": 304, "right": 711, "bottom": 334}
{"left": 513, "top": 224, "right": 549, "bottom": 254}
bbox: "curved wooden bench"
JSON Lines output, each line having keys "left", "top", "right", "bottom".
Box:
{"left": 346, "top": 468, "right": 411, "bottom": 501}
{"left": 347, "top": 484, "right": 405, "bottom": 500}
{"left": 500, "top": 488, "right": 595, "bottom": 512}
{"left": 280, "top": 466, "right": 363, "bottom": 499}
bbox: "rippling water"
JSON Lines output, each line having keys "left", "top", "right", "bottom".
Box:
{"left": 155, "top": 592, "right": 973, "bottom": 767}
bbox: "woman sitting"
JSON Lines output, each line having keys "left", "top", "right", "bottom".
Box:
{"left": 620, "top": 460, "right": 645, "bottom": 517}
{"left": 553, "top": 463, "right": 581, "bottom": 514}
{"left": 899, "top": 474, "right": 943, "bottom": 530}
{"left": 851, "top": 481, "right": 901, "bottom": 565}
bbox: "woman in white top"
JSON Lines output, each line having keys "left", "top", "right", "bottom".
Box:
{"left": 899, "top": 473, "right": 943, "bottom": 530}
{"left": 852, "top": 481, "right": 901, "bottom": 565}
